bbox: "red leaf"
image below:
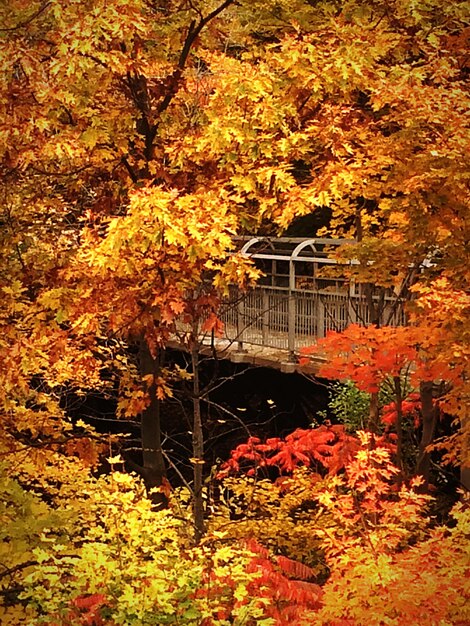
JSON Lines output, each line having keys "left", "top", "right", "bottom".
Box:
{"left": 73, "top": 594, "right": 106, "bottom": 611}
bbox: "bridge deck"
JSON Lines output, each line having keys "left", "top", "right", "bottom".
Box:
{"left": 171, "top": 284, "right": 406, "bottom": 373}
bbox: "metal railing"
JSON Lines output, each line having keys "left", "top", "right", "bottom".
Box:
{"left": 220, "top": 285, "right": 407, "bottom": 356}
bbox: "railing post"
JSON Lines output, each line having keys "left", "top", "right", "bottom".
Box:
{"left": 236, "top": 288, "right": 246, "bottom": 351}
{"left": 288, "top": 290, "right": 296, "bottom": 359}
{"left": 262, "top": 289, "right": 269, "bottom": 345}
{"left": 348, "top": 282, "right": 357, "bottom": 324}
{"left": 288, "top": 259, "right": 296, "bottom": 359}
{"left": 317, "top": 296, "right": 325, "bottom": 338}
{"left": 349, "top": 299, "right": 356, "bottom": 325}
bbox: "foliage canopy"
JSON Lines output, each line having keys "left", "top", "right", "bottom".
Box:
{"left": 1, "top": 0, "right": 469, "bottom": 623}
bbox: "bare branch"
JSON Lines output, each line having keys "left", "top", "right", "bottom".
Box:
{"left": 0, "top": 560, "right": 37, "bottom": 581}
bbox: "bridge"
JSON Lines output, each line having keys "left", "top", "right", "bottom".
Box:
{"left": 178, "top": 237, "right": 408, "bottom": 373}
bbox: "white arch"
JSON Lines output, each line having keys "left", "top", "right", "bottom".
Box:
{"left": 240, "top": 237, "right": 274, "bottom": 256}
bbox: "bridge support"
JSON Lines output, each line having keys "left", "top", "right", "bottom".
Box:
{"left": 280, "top": 361, "right": 296, "bottom": 373}
{"left": 231, "top": 349, "right": 248, "bottom": 364}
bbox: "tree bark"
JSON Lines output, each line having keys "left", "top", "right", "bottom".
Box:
{"left": 191, "top": 339, "right": 205, "bottom": 543}
{"left": 368, "top": 391, "right": 380, "bottom": 433}
{"left": 139, "top": 337, "right": 167, "bottom": 506}
{"left": 393, "top": 375, "right": 404, "bottom": 473}
{"left": 416, "top": 380, "right": 438, "bottom": 483}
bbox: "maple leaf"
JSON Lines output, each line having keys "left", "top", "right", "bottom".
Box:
{"left": 201, "top": 312, "right": 225, "bottom": 337}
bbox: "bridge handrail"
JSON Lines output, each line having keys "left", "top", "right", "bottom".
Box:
{"left": 220, "top": 283, "right": 407, "bottom": 357}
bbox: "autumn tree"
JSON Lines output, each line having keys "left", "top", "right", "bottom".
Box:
{"left": 1, "top": 0, "right": 468, "bottom": 580}
{"left": 5, "top": 0, "right": 366, "bottom": 537}
{"left": 181, "top": 0, "right": 469, "bottom": 471}
{"left": 312, "top": 433, "right": 470, "bottom": 626}
{"left": 300, "top": 323, "right": 464, "bottom": 479}
{"left": 0, "top": 0, "right": 264, "bottom": 539}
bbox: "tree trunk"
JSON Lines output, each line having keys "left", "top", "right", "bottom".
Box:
{"left": 393, "top": 375, "right": 404, "bottom": 473}
{"left": 191, "top": 340, "right": 205, "bottom": 543}
{"left": 460, "top": 397, "right": 470, "bottom": 490}
{"left": 364, "top": 278, "right": 381, "bottom": 435}
{"left": 368, "top": 391, "right": 380, "bottom": 433}
{"left": 416, "top": 380, "right": 438, "bottom": 484}
{"left": 139, "top": 337, "right": 167, "bottom": 506}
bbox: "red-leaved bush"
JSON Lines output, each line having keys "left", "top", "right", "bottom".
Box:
{"left": 218, "top": 424, "right": 360, "bottom": 478}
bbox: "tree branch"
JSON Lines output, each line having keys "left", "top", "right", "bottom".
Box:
{"left": 156, "top": 0, "right": 236, "bottom": 116}
{"left": 0, "top": 560, "right": 37, "bottom": 581}
{"left": 120, "top": 156, "right": 138, "bottom": 183}
{"left": 0, "top": 2, "right": 51, "bottom": 32}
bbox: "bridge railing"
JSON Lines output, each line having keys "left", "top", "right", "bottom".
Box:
{"left": 220, "top": 285, "right": 407, "bottom": 356}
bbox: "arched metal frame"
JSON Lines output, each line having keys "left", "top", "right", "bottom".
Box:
{"left": 233, "top": 238, "right": 356, "bottom": 357}
{"left": 237, "top": 237, "right": 355, "bottom": 291}
{"left": 290, "top": 240, "right": 318, "bottom": 290}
